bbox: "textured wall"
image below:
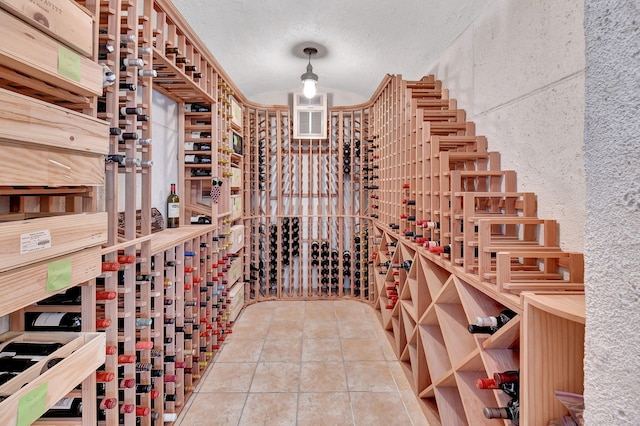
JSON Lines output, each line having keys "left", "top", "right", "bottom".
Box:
{"left": 116, "top": 90, "right": 179, "bottom": 223}
{"left": 427, "top": 0, "right": 586, "bottom": 252}
{"left": 584, "top": 0, "right": 640, "bottom": 423}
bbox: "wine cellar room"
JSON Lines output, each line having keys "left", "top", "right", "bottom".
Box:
{"left": 0, "top": 0, "right": 637, "bottom": 425}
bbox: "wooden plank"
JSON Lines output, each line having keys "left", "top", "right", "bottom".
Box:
{"left": 0, "top": 65, "right": 91, "bottom": 105}
{"left": 0, "top": 11, "right": 103, "bottom": 96}
{"left": 0, "top": 87, "right": 108, "bottom": 154}
{"left": 0, "top": 245, "right": 101, "bottom": 318}
{"left": 0, "top": 0, "right": 94, "bottom": 57}
{"left": 0, "top": 141, "right": 104, "bottom": 186}
{"left": 0, "top": 212, "right": 107, "bottom": 272}
{"left": 522, "top": 295, "right": 585, "bottom": 424}
{"left": 0, "top": 332, "right": 105, "bottom": 425}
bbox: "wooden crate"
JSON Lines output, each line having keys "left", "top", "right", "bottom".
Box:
{"left": 0, "top": 245, "right": 101, "bottom": 317}
{"left": 0, "top": 87, "right": 109, "bottom": 155}
{"left": 0, "top": 0, "right": 93, "bottom": 57}
{"left": 0, "top": 142, "right": 105, "bottom": 186}
{"left": 0, "top": 212, "right": 107, "bottom": 272}
{"left": 0, "top": 11, "right": 103, "bottom": 97}
{"left": 0, "top": 331, "right": 105, "bottom": 425}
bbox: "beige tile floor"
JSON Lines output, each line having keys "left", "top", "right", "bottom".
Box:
{"left": 176, "top": 300, "right": 429, "bottom": 426}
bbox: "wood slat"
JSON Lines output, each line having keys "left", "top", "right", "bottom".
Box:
{"left": 0, "top": 87, "right": 108, "bottom": 154}
{"left": 0, "top": 332, "right": 105, "bottom": 425}
{"left": 0, "top": 212, "right": 107, "bottom": 272}
{"left": 0, "top": 0, "right": 94, "bottom": 57}
{"left": 0, "top": 141, "right": 105, "bottom": 186}
{"left": 0, "top": 246, "right": 101, "bottom": 317}
{"left": 0, "top": 11, "right": 103, "bottom": 96}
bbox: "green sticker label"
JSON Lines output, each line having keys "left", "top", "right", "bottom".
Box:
{"left": 57, "top": 46, "right": 81, "bottom": 82}
{"left": 17, "top": 382, "right": 48, "bottom": 426}
{"left": 46, "top": 258, "right": 72, "bottom": 293}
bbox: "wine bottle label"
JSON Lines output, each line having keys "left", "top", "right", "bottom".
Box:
{"left": 11, "top": 355, "right": 47, "bottom": 361}
{"left": 167, "top": 203, "right": 180, "bottom": 218}
{"left": 184, "top": 155, "right": 196, "bottom": 163}
{"left": 184, "top": 142, "right": 195, "bottom": 151}
{"left": 20, "top": 230, "right": 52, "bottom": 254}
{"left": 33, "top": 312, "right": 66, "bottom": 327}
{"left": 475, "top": 316, "right": 499, "bottom": 327}
{"left": 51, "top": 397, "right": 75, "bottom": 410}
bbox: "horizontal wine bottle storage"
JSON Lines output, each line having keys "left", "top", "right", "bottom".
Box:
{"left": 0, "top": 331, "right": 106, "bottom": 425}
{"left": 369, "top": 73, "right": 585, "bottom": 425}
{"left": 0, "top": 0, "right": 94, "bottom": 57}
{"left": 0, "top": 10, "right": 103, "bottom": 97}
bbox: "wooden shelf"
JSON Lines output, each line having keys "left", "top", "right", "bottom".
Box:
{"left": 0, "top": 331, "right": 106, "bottom": 425}
{"left": 522, "top": 292, "right": 585, "bottom": 425}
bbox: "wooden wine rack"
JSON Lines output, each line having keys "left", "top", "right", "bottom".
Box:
{"left": 242, "top": 105, "right": 372, "bottom": 300}
{"left": 95, "top": 0, "right": 245, "bottom": 423}
{"left": 0, "top": 0, "right": 108, "bottom": 424}
{"left": 364, "top": 74, "right": 585, "bottom": 425}
{"left": 0, "top": 0, "right": 585, "bottom": 424}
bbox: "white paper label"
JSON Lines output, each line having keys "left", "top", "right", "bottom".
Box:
{"left": 184, "top": 142, "right": 195, "bottom": 151}
{"left": 167, "top": 203, "right": 180, "bottom": 218}
{"left": 20, "top": 230, "right": 52, "bottom": 254}
{"left": 33, "top": 312, "right": 66, "bottom": 327}
{"left": 51, "top": 398, "right": 75, "bottom": 410}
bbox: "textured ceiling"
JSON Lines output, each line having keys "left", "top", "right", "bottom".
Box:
{"left": 170, "top": 0, "right": 487, "bottom": 103}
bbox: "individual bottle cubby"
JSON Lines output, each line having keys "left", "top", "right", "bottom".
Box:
{"left": 369, "top": 222, "right": 529, "bottom": 425}
{"left": 0, "top": 331, "right": 106, "bottom": 424}
{"left": 183, "top": 102, "right": 216, "bottom": 223}
{"left": 159, "top": 249, "right": 181, "bottom": 422}
{"left": 243, "top": 105, "right": 372, "bottom": 301}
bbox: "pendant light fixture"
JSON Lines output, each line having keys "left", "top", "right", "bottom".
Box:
{"left": 300, "top": 47, "right": 318, "bottom": 99}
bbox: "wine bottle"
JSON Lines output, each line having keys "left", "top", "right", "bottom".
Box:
{"left": 117, "top": 318, "right": 153, "bottom": 329}
{"left": 41, "top": 398, "right": 84, "bottom": 417}
{"left": 0, "top": 357, "right": 39, "bottom": 372}
{"left": 474, "top": 309, "right": 517, "bottom": 329}
{"left": 391, "top": 260, "right": 413, "bottom": 271}
{"left": 24, "top": 312, "right": 81, "bottom": 332}
{"left": 0, "top": 372, "right": 16, "bottom": 385}
{"left": 167, "top": 183, "right": 180, "bottom": 228}
{"left": 0, "top": 342, "right": 63, "bottom": 357}
{"left": 120, "top": 57, "right": 144, "bottom": 70}
{"left": 429, "top": 244, "right": 451, "bottom": 254}
{"left": 477, "top": 370, "right": 519, "bottom": 398}
{"left": 483, "top": 398, "right": 519, "bottom": 424}
{"left": 184, "top": 155, "right": 212, "bottom": 164}
{"left": 120, "top": 106, "right": 142, "bottom": 116}
{"left": 100, "top": 63, "right": 116, "bottom": 87}
{"left": 138, "top": 69, "right": 157, "bottom": 78}
{"left": 36, "top": 286, "right": 82, "bottom": 305}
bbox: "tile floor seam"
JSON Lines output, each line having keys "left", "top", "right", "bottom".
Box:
{"left": 177, "top": 300, "right": 429, "bottom": 426}
{"left": 335, "top": 301, "right": 358, "bottom": 426}
{"left": 236, "top": 303, "right": 271, "bottom": 425}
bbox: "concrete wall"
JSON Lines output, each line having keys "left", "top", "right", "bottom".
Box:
{"left": 583, "top": 0, "right": 640, "bottom": 423}
{"left": 427, "top": 0, "right": 586, "bottom": 252}
{"left": 426, "top": 0, "right": 640, "bottom": 422}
